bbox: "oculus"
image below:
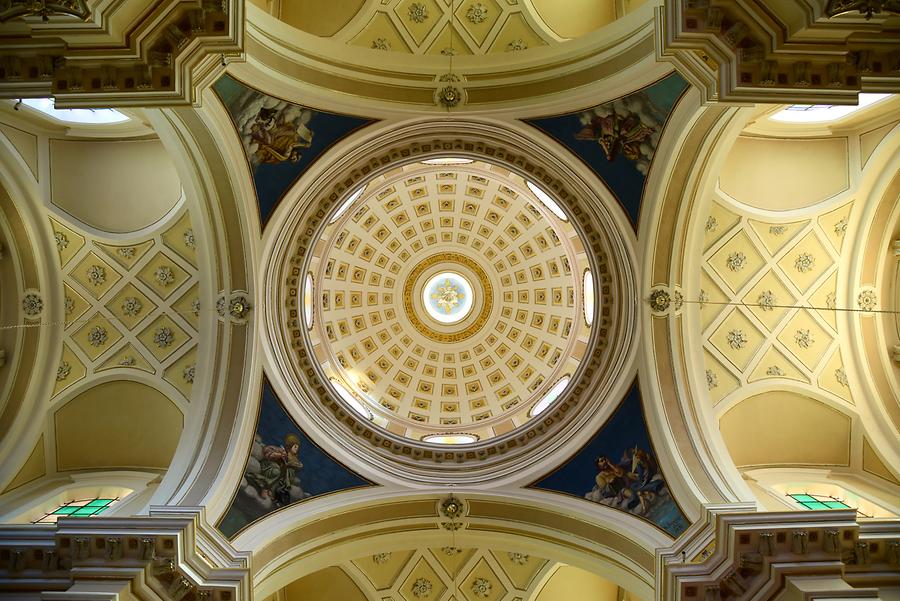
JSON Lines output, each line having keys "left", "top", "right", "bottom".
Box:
{"left": 423, "top": 272, "right": 474, "bottom": 324}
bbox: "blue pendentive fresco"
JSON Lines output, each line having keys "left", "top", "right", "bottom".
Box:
{"left": 530, "top": 382, "right": 689, "bottom": 537}
{"left": 217, "top": 380, "right": 374, "bottom": 538}
{"left": 212, "top": 74, "right": 374, "bottom": 228}
{"left": 524, "top": 72, "right": 689, "bottom": 227}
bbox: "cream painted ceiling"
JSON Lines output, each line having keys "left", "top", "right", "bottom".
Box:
{"left": 308, "top": 160, "right": 591, "bottom": 442}
{"left": 700, "top": 195, "right": 855, "bottom": 406}
{"left": 270, "top": 546, "right": 631, "bottom": 601}
{"left": 51, "top": 210, "right": 200, "bottom": 402}
{"left": 252, "top": 0, "right": 649, "bottom": 55}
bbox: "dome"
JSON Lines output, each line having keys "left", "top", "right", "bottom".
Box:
{"left": 304, "top": 159, "right": 592, "bottom": 443}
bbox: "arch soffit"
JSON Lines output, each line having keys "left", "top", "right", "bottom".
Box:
{"left": 257, "top": 117, "right": 640, "bottom": 484}
{"left": 245, "top": 491, "right": 660, "bottom": 601}
{"left": 0, "top": 131, "right": 62, "bottom": 493}
{"left": 636, "top": 90, "right": 753, "bottom": 511}
{"left": 0, "top": 102, "right": 262, "bottom": 513}
{"left": 841, "top": 137, "right": 900, "bottom": 468}
{"left": 238, "top": 4, "right": 667, "bottom": 116}
{"left": 110, "top": 106, "right": 260, "bottom": 511}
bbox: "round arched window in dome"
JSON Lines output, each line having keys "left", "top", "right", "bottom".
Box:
{"left": 295, "top": 158, "right": 598, "bottom": 446}
{"left": 303, "top": 272, "right": 314, "bottom": 329}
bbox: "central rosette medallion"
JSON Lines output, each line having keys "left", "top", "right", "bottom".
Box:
{"left": 426, "top": 273, "right": 471, "bottom": 322}
{"left": 404, "top": 253, "right": 492, "bottom": 343}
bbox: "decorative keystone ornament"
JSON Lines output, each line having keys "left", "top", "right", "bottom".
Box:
{"left": 437, "top": 85, "right": 461, "bottom": 108}
{"left": 229, "top": 295, "right": 251, "bottom": 320}
{"left": 649, "top": 289, "right": 671, "bottom": 312}
{"left": 440, "top": 495, "right": 464, "bottom": 520}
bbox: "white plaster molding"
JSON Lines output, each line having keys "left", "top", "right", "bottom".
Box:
{"left": 0, "top": 507, "right": 250, "bottom": 600}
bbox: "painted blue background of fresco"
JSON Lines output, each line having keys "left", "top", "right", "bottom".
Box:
{"left": 530, "top": 382, "right": 690, "bottom": 537}
{"left": 524, "top": 72, "right": 689, "bottom": 227}
{"left": 217, "top": 380, "right": 373, "bottom": 538}
{"left": 213, "top": 74, "right": 374, "bottom": 228}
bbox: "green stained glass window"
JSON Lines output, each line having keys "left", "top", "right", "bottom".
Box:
{"left": 788, "top": 493, "right": 850, "bottom": 510}
{"left": 787, "top": 493, "right": 869, "bottom": 517}
{"left": 33, "top": 498, "right": 117, "bottom": 524}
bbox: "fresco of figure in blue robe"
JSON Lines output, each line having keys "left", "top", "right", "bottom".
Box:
{"left": 217, "top": 380, "right": 374, "bottom": 538}
{"left": 212, "top": 74, "right": 374, "bottom": 228}
{"left": 525, "top": 72, "right": 689, "bottom": 227}
{"left": 530, "top": 382, "right": 689, "bottom": 537}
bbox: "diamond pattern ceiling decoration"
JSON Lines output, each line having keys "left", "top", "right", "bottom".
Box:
{"left": 53, "top": 343, "right": 85, "bottom": 397}
{"left": 136, "top": 251, "right": 191, "bottom": 300}
{"left": 344, "top": 547, "right": 549, "bottom": 601}
{"left": 73, "top": 313, "right": 124, "bottom": 362}
{"left": 708, "top": 308, "right": 766, "bottom": 372}
{"left": 347, "top": 0, "right": 552, "bottom": 56}
{"left": 775, "top": 231, "right": 835, "bottom": 294}
{"left": 51, "top": 209, "right": 202, "bottom": 403}
{"left": 775, "top": 309, "right": 833, "bottom": 371}
{"left": 740, "top": 270, "right": 795, "bottom": 332}
{"left": 398, "top": 557, "right": 448, "bottom": 601}
{"left": 96, "top": 240, "right": 154, "bottom": 271}
{"left": 707, "top": 230, "right": 766, "bottom": 293}
{"left": 70, "top": 251, "right": 122, "bottom": 300}
{"left": 698, "top": 196, "right": 855, "bottom": 413}
{"left": 105, "top": 283, "right": 157, "bottom": 330}
{"left": 51, "top": 218, "right": 84, "bottom": 267}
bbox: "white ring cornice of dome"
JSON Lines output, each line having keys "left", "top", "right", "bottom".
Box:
{"left": 243, "top": 2, "right": 662, "bottom": 113}
{"left": 261, "top": 118, "right": 639, "bottom": 484}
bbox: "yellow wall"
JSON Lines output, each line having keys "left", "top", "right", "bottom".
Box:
{"left": 283, "top": 567, "right": 368, "bottom": 601}
{"left": 535, "top": 566, "right": 620, "bottom": 601}
{"left": 55, "top": 381, "right": 183, "bottom": 471}
{"left": 720, "top": 392, "right": 850, "bottom": 468}
{"left": 720, "top": 136, "right": 848, "bottom": 210}
{"left": 280, "top": 0, "right": 366, "bottom": 37}
{"left": 49, "top": 138, "right": 181, "bottom": 233}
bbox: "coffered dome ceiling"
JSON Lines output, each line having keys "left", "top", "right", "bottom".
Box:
{"left": 253, "top": 0, "right": 649, "bottom": 55}
{"left": 305, "top": 160, "right": 593, "bottom": 443}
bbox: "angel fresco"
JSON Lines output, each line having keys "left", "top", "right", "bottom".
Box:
{"left": 586, "top": 445, "right": 670, "bottom": 518}
{"left": 575, "top": 112, "right": 655, "bottom": 163}
{"left": 216, "top": 383, "right": 373, "bottom": 538}
{"left": 212, "top": 74, "right": 373, "bottom": 226}
{"left": 574, "top": 92, "right": 666, "bottom": 175}
{"left": 241, "top": 432, "right": 311, "bottom": 511}
{"left": 247, "top": 106, "right": 313, "bottom": 165}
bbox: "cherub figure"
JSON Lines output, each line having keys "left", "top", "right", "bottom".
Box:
{"left": 248, "top": 433, "right": 304, "bottom": 507}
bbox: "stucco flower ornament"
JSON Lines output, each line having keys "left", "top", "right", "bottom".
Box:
{"left": 472, "top": 578, "right": 492, "bottom": 598}
{"left": 411, "top": 578, "right": 432, "bottom": 598}
{"left": 466, "top": 2, "right": 488, "bottom": 23}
